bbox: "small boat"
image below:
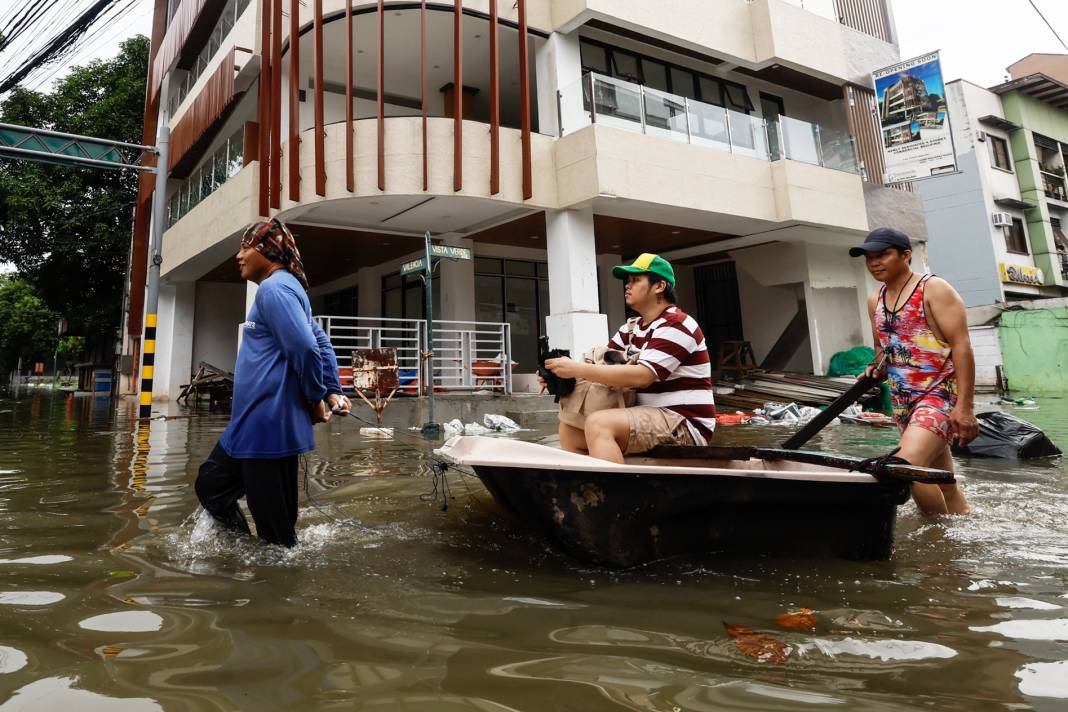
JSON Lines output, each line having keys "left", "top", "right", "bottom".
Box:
{"left": 436, "top": 436, "right": 954, "bottom": 568}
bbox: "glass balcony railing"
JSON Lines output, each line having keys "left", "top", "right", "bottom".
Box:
{"left": 778, "top": 0, "right": 838, "bottom": 22}
{"left": 558, "top": 72, "right": 859, "bottom": 174}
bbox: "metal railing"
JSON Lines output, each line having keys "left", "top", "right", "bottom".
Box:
{"left": 558, "top": 72, "right": 860, "bottom": 174}
{"left": 315, "top": 316, "right": 513, "bottom": 394}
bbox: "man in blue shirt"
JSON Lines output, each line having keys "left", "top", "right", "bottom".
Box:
{"left": 195, "top": 218, "right": 349, "bottom": 547}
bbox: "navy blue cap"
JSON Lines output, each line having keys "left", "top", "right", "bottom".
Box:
{"left": 849, "top": 227, "right": 912, "bottom": 257}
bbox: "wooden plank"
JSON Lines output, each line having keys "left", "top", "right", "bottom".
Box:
{"left": 269, "top": 0, "right": 282, "bottom": 208}
{"left": 257, "top": 0, "right": 271, "bottom": 215}
{"left": 377, "top": 0, "right": 385, "bottom": 191}
{"left": 453, "top": 0, "right": 463, "bottom": 192}
{"left": 489, "top": 0, "right": 499, "bottom": 195}
{"left": 313, "top": 0, "right": 326, "bottom": 196}
{"left": 421, "top": 0, "right": 428, "bottom": 191}
{"left": 345, "top": 0, "right": 354, "bottom": 192}
{"left": 288, "top": 0, "right": 301, "bottom": 201}
{"left": 517, "top": 0, "right": 531, "bottom": 199}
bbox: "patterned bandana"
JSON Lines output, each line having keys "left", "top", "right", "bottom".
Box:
{"left": 240, "top": 218, "right": 309, "bottom": 289}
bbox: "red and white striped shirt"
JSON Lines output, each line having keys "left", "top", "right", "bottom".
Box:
{"left": 608, "top": 305, "right": 716, "bottom": 444}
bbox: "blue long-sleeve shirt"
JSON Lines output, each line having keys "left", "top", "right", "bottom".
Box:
{"left": 220, "top": 270, "right": 342, "bottom": 459}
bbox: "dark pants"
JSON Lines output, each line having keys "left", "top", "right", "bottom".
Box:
{"left": 195, "top": 440, "right": 300, "bottom": 547}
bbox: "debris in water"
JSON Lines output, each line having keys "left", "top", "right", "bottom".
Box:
{"left": 775, "top": 608, "right": 817, "bottom": 629}
{"left": 723, "top": 622, "right": 792, "bottom": 664}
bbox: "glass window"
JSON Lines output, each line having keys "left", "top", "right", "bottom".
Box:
{"left": 505, "top": 260, "right": 537, "bottom": 276}
{"left": 201, "top": 154, "right": 216, "bottom": 195}
{"left": 641, "top": 59, "right": 668, "bottom": 92}
{"left": 220, "top": 0, "right": 234, "bottom": 36}
{"left": 990, "top": 136, "right": 1012, "bottom": 172}
{"left": 180, "top": 179, "right": 192, "bottom": 214}
{"left": 580, "top": 41, "right": 609, "bottom": 74}
{"left": 536, "top": 261, "right": 550, "bottom": 278}
{"left": 699, "top": 76, "right": 724, "bottom": 107}
{"left": 237, "top": 0, "right": 251, "bottom": 18}
{"left": 611, "top": 50, "right": 640, "bottom": 82}
{"left": 214, "top": 145, "right": 228, "bottom": 187}
{"left": 723, "top": 82, "right": 753, "bottom": 113}
{"left": 1006, "top": 218, "right": 1029, "bottom": 254}
{"left": 475, "top": 257, "right": 502, "bottom": 274}
{"left": 475, "top": 274, "right": 504, "bottom": 324}
{"left": 382, "top": 285, "right": 402, "bottom": 319}
{"left": 670, "top": 67, "right": 697, "bottom": 99}
{"left": 227, "top": 131, "right": 244, "bottom": 176}
{"left": 383, "top": 273, "right": 402, "bottom": 290}
{"left": 404, "top": 281, "right": 422, "bottom": 319}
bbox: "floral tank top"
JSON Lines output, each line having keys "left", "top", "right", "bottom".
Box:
{"left": 875, "top": 274, "right": 957, "bottom": 422}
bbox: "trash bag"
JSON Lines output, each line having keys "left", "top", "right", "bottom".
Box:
{"left": 951, "top": 411, "right": 1062, "bottom": 459}
{"left": 827, "top": 346, "right": 876, "bottom": 377}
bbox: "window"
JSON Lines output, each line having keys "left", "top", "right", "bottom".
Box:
{"left": 578, "top": 38, "right": 754, "bottom": 114}
{"left": 323, "top": 286, "right": 358, "bottom": 317}
{"left": 381, "top": 272, "right": 438, "bottom": 320}
{"left": 475, "top": 258, "right": 549, "bottom": 372}
{"left": 990, "top": 135, "right": 1012, "bottom": 172}
{"left": 1005, "top": 218, "right": 1029, "bottom": 255}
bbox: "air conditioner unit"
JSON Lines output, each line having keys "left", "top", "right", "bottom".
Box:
{"left": 992, "top": 212, "right": 1013, "bottom": 227}
{"left": 976, "top": 130, "right": 986, "bottom": 142}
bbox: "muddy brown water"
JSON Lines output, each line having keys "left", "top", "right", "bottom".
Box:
{"left": 0, "top": 391, "right": 1066, "bottom": 710}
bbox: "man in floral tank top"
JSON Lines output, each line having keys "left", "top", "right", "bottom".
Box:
{"left": 851, "top": 228, "right": 976, "bottom": 515}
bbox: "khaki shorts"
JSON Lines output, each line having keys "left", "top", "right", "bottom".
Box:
{"left": 625, "top": 406, "right": 695, "bottom": 454}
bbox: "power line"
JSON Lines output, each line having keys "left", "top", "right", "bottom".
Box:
{"left": 1026, "top": 0, "right": 1068, "bottom": 51}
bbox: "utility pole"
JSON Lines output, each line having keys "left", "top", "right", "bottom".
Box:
{"left": 421, "top": 231, "right": 441, "bottom": 436}
{"left": 137, "top": 75, "right": 170, "bottom": 419}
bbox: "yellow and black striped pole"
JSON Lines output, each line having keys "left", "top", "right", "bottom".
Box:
{"left": 138, "top": 314, "right": 157, "bottom": 418}
{"left": 138, "top": 74, "right": 170, "bottom": 419}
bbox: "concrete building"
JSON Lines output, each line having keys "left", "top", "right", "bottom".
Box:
{"left": 123, "top": 0, "right": 927, "bottom": 401}
{"left": 918, "top": 59, "right": 1068, "bottom": 309}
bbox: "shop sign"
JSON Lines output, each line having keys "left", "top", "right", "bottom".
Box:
{"left": 999, "top": 262, "right": 1044, "bottom": 286}
{"left": 872, "top": 51, "right": 958, "bottom": 183}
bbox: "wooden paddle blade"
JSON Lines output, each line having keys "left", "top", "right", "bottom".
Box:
{"left": 780, "top": 375, "right": 879, "bottom": 450}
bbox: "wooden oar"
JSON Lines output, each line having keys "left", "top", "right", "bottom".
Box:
{"left": 781, "top": 359, "right": 885, "bottom": 450}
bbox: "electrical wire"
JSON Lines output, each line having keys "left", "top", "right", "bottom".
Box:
{"left": 1026, "top": 0, "right": 1068, "bottom": 51}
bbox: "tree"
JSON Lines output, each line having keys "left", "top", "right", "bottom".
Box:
{"left": 0, "top": 275, "right": 58, "bottom": 372}
{"left": 0, "top": 35, "right": 147, "bottom": 352}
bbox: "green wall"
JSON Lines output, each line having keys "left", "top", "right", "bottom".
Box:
{"left": 999, "top": 307, "right": 1068, "bottom": 394}
{"left": 1003, "top": 91, "right": 1068, "bottom": 285}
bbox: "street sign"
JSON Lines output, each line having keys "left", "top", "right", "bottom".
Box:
{"left": 400, "top": 257, "right": 427, "bottom": 276}
{"left": 0, "top": 122, "right": 155, "bottom": 172}
{"left": 429, "top": 244, "right": 472, "bottom": 260}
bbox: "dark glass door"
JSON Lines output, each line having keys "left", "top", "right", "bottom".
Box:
{"left": 694, "top": 261, "right": 743, "bottom": 365}
{"left": 761, "top": 92, "right": 786, "bottom": 160}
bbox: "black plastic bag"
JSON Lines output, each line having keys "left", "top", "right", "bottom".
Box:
{"left": 952, "top": 411, "right": 1062, "bottom": 459}
{"left": 537, "top": 336, "right": 575, "bottom": 403}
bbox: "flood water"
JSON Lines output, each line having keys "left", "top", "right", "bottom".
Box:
{"left": 0, "top": 390, "right": 1066, "bottom": 711}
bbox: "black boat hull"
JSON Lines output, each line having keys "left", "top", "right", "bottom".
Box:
{"left": 472, "top": 464, "right": 910, "bottom": 568}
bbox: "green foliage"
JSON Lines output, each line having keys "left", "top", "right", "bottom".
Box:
{"left": 0, "top": 36, "right": 148, "bottom": 347}
{"left": 0, "top": 275, "right": 58, "bottom": 369}
{"left": 56, "top": 335, "right": 86, "bottom": 363}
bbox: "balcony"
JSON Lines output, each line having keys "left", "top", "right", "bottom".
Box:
{"left": 559, "top": 73, "right": 859, "bottom": 175}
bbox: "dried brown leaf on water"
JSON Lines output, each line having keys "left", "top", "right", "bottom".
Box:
{"left": 775, "top": 607, "right": 817, "bottom": 629}
{"left": 723, "top": 622, "right": 792, "bottom": 665}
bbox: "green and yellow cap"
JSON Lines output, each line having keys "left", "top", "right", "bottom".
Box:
{"left": 611, "top": 253, "right": 676, "bottom": 287}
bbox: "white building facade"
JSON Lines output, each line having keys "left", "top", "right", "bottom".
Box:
{"left": 124, "top": 0, "right": 928, "bottom": 399}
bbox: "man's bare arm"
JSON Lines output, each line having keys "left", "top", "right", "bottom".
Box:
{"left": 544, "top": 358, "right": 657, "bottom": 389}
{"left": 925, "top": 278, "right": 979, "bottom": 442}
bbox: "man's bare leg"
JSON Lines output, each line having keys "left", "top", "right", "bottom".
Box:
{"left": 898, "top": 425, "right": 969, "bottom": 515}
{"left": 583, "top": 409, "right": 631, "bottom": 464}
{"left": 559, "top": 422, "right": 588, "bottom": 454}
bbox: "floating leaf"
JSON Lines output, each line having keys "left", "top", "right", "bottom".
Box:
{"left": 723, "top": 622, "right": 792, "bottom": 665}
{"left": 775, "top": 608, "right": 817, "bottom": 629}
{"left": 108, "top": 570, "right": 135, "bottom": 579}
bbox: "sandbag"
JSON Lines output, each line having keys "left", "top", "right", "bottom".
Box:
{"left": 951, "top": 411, "right": 1061, "bottom": 459}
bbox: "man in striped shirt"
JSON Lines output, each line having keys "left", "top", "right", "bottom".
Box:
{"left": 544, "top": 253, "right": 715, "bottom": 463}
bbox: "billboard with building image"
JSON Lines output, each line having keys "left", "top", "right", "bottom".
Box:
{"left": 872, "top": 51, "right": 957, "bottom": 183}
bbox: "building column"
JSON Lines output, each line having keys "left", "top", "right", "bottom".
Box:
{"left": 356, "top": 267, "right": 381, "bottom": 319}
{"left": 535, "top": 31, "right": 583, "bottom": 137}
{"left": 152, "top": 281, "right": 195, "bottom": 401}
{"left": 545, "top": 207, "right": 608, "bottom": 357}
{"left": 596, "top": 252, "right": 626, "bottom": 330}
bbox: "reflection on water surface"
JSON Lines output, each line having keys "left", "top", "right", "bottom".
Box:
{"left": 0, "top": 390, "right": 1065, "bottom": 709}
